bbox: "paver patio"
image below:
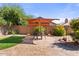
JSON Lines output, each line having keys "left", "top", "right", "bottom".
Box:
{"left": 0, "top": 35, "right": 79, "bottom": 56}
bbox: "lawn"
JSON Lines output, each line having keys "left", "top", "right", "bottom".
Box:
{"left": 0, "top": 36, "right": 24, "bottom": 50}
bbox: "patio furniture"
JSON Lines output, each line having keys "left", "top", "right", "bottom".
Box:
{"left": 32, "top": 32, "right": 46, "bottom": 40}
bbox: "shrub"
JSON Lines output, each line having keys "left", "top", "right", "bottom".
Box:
{"left": 8, "top": 30, "right": 15, "bottom": 34}
{"left": 70, "top": 19, "right": 79, "bottom": 31}
{"left": 70, "top": 19, "right": 79, "bottom": 41}
{"left": 8, "top": 29, "right": 19, "bottom": 34}
{"left": 74, "top": 30, "right": 79, "bottom": 39}
{"left": 32, "top": 26, "right": 45, "bottom": 35}
{"left": 34, "top": 26, "right": 45, "bottom": 33}
{"left": 53, "top": 25, "right": 66, "bottom": 36}
{"left": 15, "top": 30, "right": 19, "bottom": 34}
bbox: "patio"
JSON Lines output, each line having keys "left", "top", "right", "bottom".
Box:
{"left": 0, "top": 35, "right": 79, "bottom": 56}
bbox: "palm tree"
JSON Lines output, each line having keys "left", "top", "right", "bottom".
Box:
{"left": 0, "top": 5, "right": 33, "bottom": 35}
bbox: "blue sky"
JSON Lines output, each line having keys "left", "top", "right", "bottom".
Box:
{"left": 19, "top": 3, "right": 79, "bottom": 19}
{"left": 0, "top": 3, "right": 79, "bottom": 22}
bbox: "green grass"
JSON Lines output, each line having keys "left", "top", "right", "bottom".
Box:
{"left": 0, "top": 36, "right": 24, "bottom": 50}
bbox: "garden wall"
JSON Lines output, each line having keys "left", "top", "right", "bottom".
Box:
{"left": 14, "top": 25, "right": 54, "bottom": 35}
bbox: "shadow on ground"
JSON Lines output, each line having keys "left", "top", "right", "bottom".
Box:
{"left": 22, "top": 36, "right": 44, "bottom": 45}
{"left": 52, "top": 42, "right": 79, "bottom": 51}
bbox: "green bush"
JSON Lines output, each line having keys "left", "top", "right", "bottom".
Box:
{"left": 70, "top": 19, "right": 79, "bottom": 41}
{"left": 70, "top": 19, "right": 79, "bottom": 31}
{"left": 74, "top": 30, "right": 79, "bottom": 39}
{"left": 32, "top": 26, "right": 45, "bottom": 35}
{"left": 15, "top": 30, "right": 19, "bottom": 34}
{"left": 8, "top": 29, "right": 19, "bottom": 34}
{"left": 8, "top": 30, "right": 15, "bottom": 34}
{"left": 34, "top": 26, "right": 45, "bottom": 32}
{"left": 53, "top": 25, "right": 66, "bottom": 36}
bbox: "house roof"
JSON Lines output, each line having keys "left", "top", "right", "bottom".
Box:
{"left": 29, "top": 17, "right": 59, "bottom": 20}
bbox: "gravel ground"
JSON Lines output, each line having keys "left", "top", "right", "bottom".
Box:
{"left": 0, "top": 35, "right": 79, "bottom": 56}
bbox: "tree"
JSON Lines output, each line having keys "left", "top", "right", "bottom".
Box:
{"left": 70, "top": 18, "right": 79, "bottom": 43}
{"left": 0, "top": 5, "right": 32, "bottom": 34}
{"left": 0, "top": 6, "right": 25, "bottom": 25}
{"left": 0, "top": 17, "right": 7, "bottom": 26}
{"left": 0, "top": 17, "right": 7, "bottom": 35}
{"left": 70, "top": 19, "right": 79, "bottom": 31}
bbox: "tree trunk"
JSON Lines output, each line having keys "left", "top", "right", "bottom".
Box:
{"left": 0, "top": 26, "right": 3, "bottom": 35}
